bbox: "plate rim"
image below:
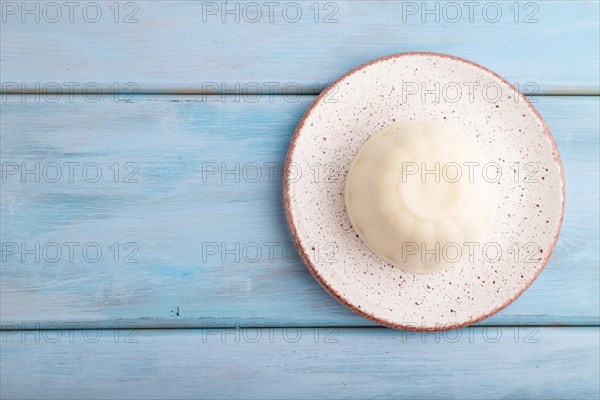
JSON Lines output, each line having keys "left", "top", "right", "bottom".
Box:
{"left": 283, "top": 51, "right": 566, "bottom": 331}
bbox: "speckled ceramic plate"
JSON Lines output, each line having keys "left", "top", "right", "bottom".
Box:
{"left": 283, "top": 52, "right": 565, "bottom": 331}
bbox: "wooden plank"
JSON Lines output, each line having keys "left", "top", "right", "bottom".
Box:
{"left": 0, "top": 95, "right": 598, "bottom": 328}
{"left": 0, "top": 1, "right": 598, "bottom": 94}
{"left": 1, "top": 327, "right": 598, "bottom": 399}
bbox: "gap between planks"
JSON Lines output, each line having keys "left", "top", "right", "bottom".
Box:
{"left": 1, "top": 91, "right": 599, "bottom": 96}
{"left": 1, "top": 325, "right": 597, "bottom": 331}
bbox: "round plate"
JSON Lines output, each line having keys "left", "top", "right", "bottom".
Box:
{"left": 283, "top": 52, "right": 565, "bottom": 331}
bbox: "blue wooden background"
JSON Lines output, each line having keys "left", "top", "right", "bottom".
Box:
{"left": 1, "top": 1, "right": 599, "bottom": 399}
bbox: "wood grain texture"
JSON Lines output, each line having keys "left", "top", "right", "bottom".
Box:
{"left": 1, "top": 2, "right": 598, "bottom": 398}
{"left": 1, "top": 1, "right": 598, "bottom": 94}
{"left": 1, "top": 95, "right": 598, "bottom": 328}
{"left": 1, "top": 327, "right": 598, "bottom": 399}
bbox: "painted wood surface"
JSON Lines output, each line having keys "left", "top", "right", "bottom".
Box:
{"left": 1, "top": 1, "right": 599, "bottom": 398}
{"left": 1, "top": 95, "right": 598, "bottom": 328}
{"left": 1, "top": 1, "right": 599, "bottom": 94}
{"left": 1, "top": 327, "right": 598, "bottom": 399}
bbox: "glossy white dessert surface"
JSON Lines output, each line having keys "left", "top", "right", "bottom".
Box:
{"left": 345, "top": 120, "right": 497, "bottom": 274}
